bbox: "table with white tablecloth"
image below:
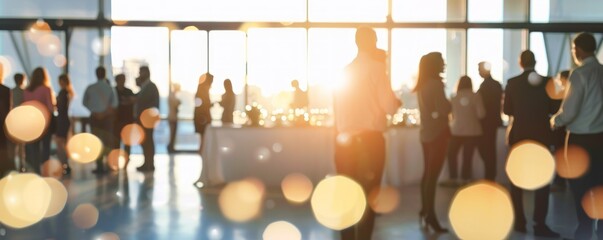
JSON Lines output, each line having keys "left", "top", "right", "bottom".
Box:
{"left": 198, "top": 125, "right": 509, "bottom": 187}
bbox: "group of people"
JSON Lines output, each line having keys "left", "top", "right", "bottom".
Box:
{"left": 336, "top": 28, "right": 603, "bottom": 240}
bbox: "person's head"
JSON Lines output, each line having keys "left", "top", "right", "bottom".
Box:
{"left": 478, "top": 61, "right": 491, "bottom": 79}
{"left": 28, "top": 67, "right": 49, "bottom": 91}
{"left": 14, "top": 73, "right": 25, "bottom": 87}
{"left": 572, "top": 32, "right": 597, "bottom": 64}
{"left": 519, "top": 50, "right": 536, "bottom": 70}
{"left": 558, "top": 70, "right": 570, "bottom": 81}
{"left": 355, "top": 26, "right": 377, "bottom": 53}
{"left": 291, "top": 79, "right": 299, "bottom": 89}
{"left": 139, "top": 66, "right": 150, "bottom": 80}
{"left": 58, "top": 73, "right": 70, "bottom": 89}
{"left": 223, "top": 79, "right": 232, "bottom": 92}
{"left": 95, "top": 66, "right": 106, "bottom": 80}
{"left": 414, "top": 52, "right": 445, "bottom": 92}
{"left": 456, "top": 75, "right": 473, "bottom": 93}
{"left": 199, "top": 73, "right": 214, "bottom": 87}
{"left": 115, "top": 74, "right": 126, "bottom": 88}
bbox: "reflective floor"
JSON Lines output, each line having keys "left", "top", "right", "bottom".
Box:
{"left": 0, "top": 153, "right": 579, "bottom": 240}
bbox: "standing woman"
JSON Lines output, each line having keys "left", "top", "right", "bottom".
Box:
{"left": 24, "top": 67, "right": 55, "bottom": 174}
{"left": 220, "top": 79, "right": 235, "bottom": 124}
{"left": 54, "top": 74, "right": 74, "bottom": 175}
{"left": 414, "top": 52, "right": 451, "bottom": 233}
{"left": 194, "top": 73, "right": 213, "bottom": 152}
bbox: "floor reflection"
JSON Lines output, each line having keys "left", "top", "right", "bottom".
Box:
{"left": 0, "top": 153, "right": 579, "bottom": 240}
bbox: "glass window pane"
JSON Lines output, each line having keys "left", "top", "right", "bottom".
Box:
{"left": 467, "top": 29, "right": 504, "bottom": 86}
{"left": 392, "top": 0, "right": 452, "bottom": 22}
{"left": 532, "top": 0, "right": 603, "bottom": 22}
{"left": 530, "top": 32, "right": 550, "bottom": 76}
{"left": 468, "top": 0, "right": 503, "bottom": 22}
{"left": 309, "top": 0, "right": 388, "bottom": 22}
{"left": 111, "top": 0, "right": 305, "bottom": 22}
{"left": 170, "top": 30, "right": 208, "bottom": 119}
{"left": 0, "top": 0, "right": 97, "bottom": 19}
{"left": 247, "top": 28, "right": 306, "bottom": 111}
{"left": 209, "top": 31, "right": 246, "bottom": 112}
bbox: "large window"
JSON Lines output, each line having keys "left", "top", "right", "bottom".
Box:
{"left": 309, "top": 0, "right": 387, "bottom": 22}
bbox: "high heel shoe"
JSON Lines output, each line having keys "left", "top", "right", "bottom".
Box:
{"left": 424, "top": 215, "right": 448, "bottom": 233}
{"left": 418, "top": 211, "right": 427, "bottom": 230}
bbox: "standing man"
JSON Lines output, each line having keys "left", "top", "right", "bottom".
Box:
{"left": 113, "top": 74, "right": 135, "bottom": 167}
{"left": 476, "top": 61, "right": 503, "bottom": 181}
{"left": 334, "top": 26, "right": 401, "bottom": 240}
{"left": 167, "top": 83, "right": 181, "bottom": 153}
{"left": 503, "top": 50, "right": 559, "bottom": 238}
{"left": 0, "top": 63, "right": 13, "bottom": 177}
{"left": 134, "top": 66, "right": 159, "bottom": 172}
{"left": 83, "top": 66, "right": 118, "bottom": 174}
{"left": 9, "top": 73, "right": 26, "bottom": 171}
{"left": 551, "top": 32, "right": 603, "bottom": 240}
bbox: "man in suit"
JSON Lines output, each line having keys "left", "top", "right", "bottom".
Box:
{"left": 0, "top": 63, "right": 14, "bottom": 177}
{"left": 503, "top": 50, "right": 559, "bottom": 238}
{"left": 134, "top": 66, "right": 159, "bottom": 172}
{"left": 476, "top": 61, "right": 502, "bottom": 181}
{"left": 83, "top": 66, "right": 118, "bottom": 174}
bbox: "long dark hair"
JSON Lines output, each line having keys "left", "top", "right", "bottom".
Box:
{"left": 413, "top": 52, "right": 443, "bottom": 92}
{"left": 456, "top": 75, "right": 473, "bottom": 93}
{"left": 59, "top": 73, "right": 75, "bottom": 99}
{"left": 27, "top": 67, "right": 49, "bottom": 92}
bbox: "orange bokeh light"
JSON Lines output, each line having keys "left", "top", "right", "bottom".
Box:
{"left": 368, "top": 186, "right": 400, "bottom": 214}
{"left": 120, "top": 124, "right": 146, "bottom": 146}
{"left": 72, "top": 203, "right": 99, "bottom": 229}
{"left": 554, "top": 145, "right": 590, "bottom": 179}
{"left": 281, "top": 173, "right": 314, "bottom": 204}
{"left": 140, "top": 108, "right": 161, "bottom": 129}
{"left": 218, "top": 178, "right": 265, "bottom": 222}
{"left": 582, "top": 186, "right": 603, "bottom": 220}
{"left": 505, "top": 140, "right": 555, "bottom": 190}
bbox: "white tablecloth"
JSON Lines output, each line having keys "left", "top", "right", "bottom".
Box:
{"left": 199, "top": 126, "right": 509, "bottom": 186}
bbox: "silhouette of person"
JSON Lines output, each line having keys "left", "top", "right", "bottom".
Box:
{"left": 113, "top": 74, "right": 135, "bottom": 165}
{"left": 167, "top": 83, "right": 181, "bottom": 153}
{"left": 54, "top": 74, "right": 74, "bottom": 175}
{"left": 8, "top": 73, "right": 26, "bottom": 171}
{"left": 551, "top": 32, "right": 603, "bottom": 240}
{"left": 134, "top": 66, "right": 159, "bottom": 172}
{"left": 442, "top": 76, "right": 485, "bottom": 187}
{"left": 219, "top": 79, "right": 235, "bottom": 124}
{"left": 550, "top": 70, "right": 569, "bottom": 192}
{"left": 0, "top": 63, "right": 13, "bottom": 176}
{"left": 334, "top": 26, "right": 401, "bottom": 240}
{"left": 503, "top": 50, "right": 559, "bottom": 238}
{"left": 476, "top": 61, "right": 503, "bottom": 181}
{"left": 24, "top": 67, "right": 55, "bottom": 174}
{"left": 194, "top": 73, "right": 213, "bottom": 152}
{"left": 414, "top": 52, "right": 450, "bottom": 233}
{"left": 84, "top": 66, "right": 117, "bottom": 174}
{"left": 290, "top": 80, "right": 308, "bottom": 109}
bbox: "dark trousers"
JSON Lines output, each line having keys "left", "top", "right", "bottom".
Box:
{"left": 447, "top": 136, "right": 478, "bottom": 180}
{"left": 90, "top": 116, "right": 113, "bottom": 171}
{"left": 335, "top": 131, "right": 385, "bottom": 240}
{"left": 25, "top": 132, "right": 51, "bottom": 174}
{"left": 477, "top": 127, "right": 497, "bottom": 181}
{"left": 510, "top": 184, "right": 551, "bottom": 228}
{"left": 0, "top": 136, "right": 15, "bottom": 177}
{"left": 421, "top": 131, "right": 450, "bottom": 217}
{"left": 140, "top": 127, "right": 155, "bottom": 170}
{"left": 167, "top": 121, "right": 177, "bottom": 151}
{"left": 113, "top": 122, "right": 131, "bottom": 161}
{"left": 566, "top": 132, "right": 603, "bottom": 239}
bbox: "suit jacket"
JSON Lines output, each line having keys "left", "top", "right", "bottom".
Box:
{"left": 503, "top": 71, "right": 555, "bottom": 146}
{"left": 0, "top": 84, "right": 10, "bottom": 144}
{"left": 418, "top": 79, "right": 451, "bottom": 142}
{"left": 477, "top": 77, "right": 503, "bottom": 130}
{"left": 135, "top": 80, "right": 160, "bottom": 118}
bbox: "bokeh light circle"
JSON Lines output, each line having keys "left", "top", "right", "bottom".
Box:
{"left": 449, "top": 181, "right": 514, "bottom": 240}
{"left": 27, "top": 20, "right": 51, "bottom": 43}
{"left": 140, "top": 108, "right": 161, "bottom": 129}
{"left": 92, "top": 36, "right": 111, "bottom": 56}
{"left": 108, "top": 149, "right": 128, "bottom": 171}
{"left": 97, "top": 232, "right": 120, "bottom": 240}
{"left": 218, "top": 178, "right": 265, "bottom": 222}
{"left": 41, "top": 159, "right": 64, "bottom": 179}
{"left": 528, "top": 72, "right": 543, "bottom": 86}
{"left": 53, "top": 54, "right": 67, "bottom": 68}
{"left": 310, "top": 175, "right": 366, "bottom": 230}
{"left": 36, "top": 34, "right": 61, "bottom": 56}
{"left": 546, "top": 78, "right": 566, "bottom": 100}
{"left": 505, "top": 141, "right": 555, "bottom": 190}
{"left": 120, "top": 124, "right": 145, "bottom": 146}
{"left": 554, "top": 145, "right": 590, "bottom": 179}
{"left": 67, "top": 133, "right": 103, "bottom": 163}
{"left": 72, "top": 203, "right": 99, "bottom": 229}
{"left": 263, "top": 221, "right": 302, "bottom": 240}
{"left": 4, "top": 104, "right": 48, "bottom": 143}
{"left": 0, "top": 173, "right": 52, "bottom": 228}
{"left": 281, "top": 173, "right": 314, "bottom": 204}
{"left": 582, "top": 186, "right": 603, "bottom": 220}
{"left": 368, "top": 186, "right": 400, "bottom": 214}
{"left": 43, "top": 177, "right": 68, "bottom": 217}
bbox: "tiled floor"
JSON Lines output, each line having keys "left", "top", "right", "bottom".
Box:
{"left": 0, "top": 152, "right": 581, "bottom": 240}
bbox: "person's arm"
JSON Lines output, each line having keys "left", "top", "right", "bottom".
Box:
{"left": 429, "top": 81, "right": 451, "bottom": 116}
{"left": 475, "top": 93, "right": 486, "bottom": 119}
{"left": 502, "top": 82, "right": 513, "bottom": 116}
{"left": 552, "top": 71, "right": 584, "bottom": 128}
{"left": 83, "top": 87, "right": 91, "bottom": 111}
{"left": 374, "top": 62, "right": 402, "bottom": 114}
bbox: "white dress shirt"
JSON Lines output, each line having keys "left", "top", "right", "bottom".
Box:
{"left": 83, "top": 79, "right": 118, "bottom": 113}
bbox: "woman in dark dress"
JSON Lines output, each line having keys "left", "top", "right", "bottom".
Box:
{"left": 194, "top": 73, "right": 213, "bottom": 151}
{"left": 220, "top": 79, "right": 235, "bottom": 124}
{"left": 54, "top": 73, "right": 73, "bottom": 174}
{"left": 414, "top": 52, "right": 451, "bottom": 233}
